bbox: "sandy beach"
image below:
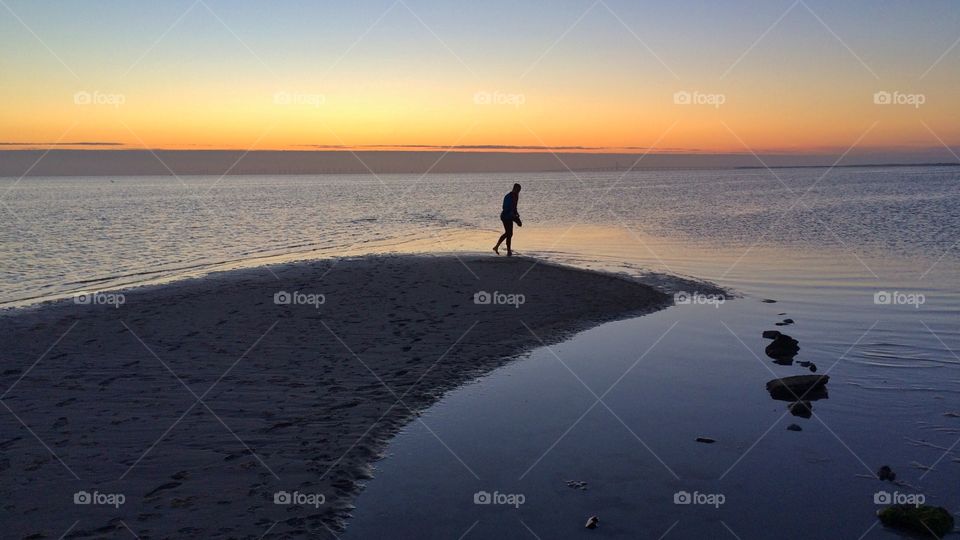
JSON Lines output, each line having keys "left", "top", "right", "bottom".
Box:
{"left": 1, "top": 254, "right": 677, "bottom": 538}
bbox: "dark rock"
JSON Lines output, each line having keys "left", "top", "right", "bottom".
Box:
{"left": 798, "top": 361, "right": 818, "bottom": 373}
{"left": 765, "top": 334, "right": 800, "bottom": 360}
{"left": 766, "top": 375, "right": 830, "bottom": 401}
{"left": 695, "top": 437, "right": 716, "bottom": 444}
{"left": 788, "top": 401, "right": 813, "bottom": 418}
{"left": 786, "top": 424, "right": 802, "bottom": 431}
{"left": 762, "top": 330, "right": 782, "bottom": 340}
{"left": 775, "top": 319, "right": 795, "bottom": 326}
{"left": 585, "top": 516, "right": 599, "bottom": 529}
{"left": 761, "top": 299, "right": 777, "bottom": 303}
{"left": 877, "top": 465, "right": 896, "bottom": 482}
{"left": 877, "top": 505, "right": 954, "bottom": 538}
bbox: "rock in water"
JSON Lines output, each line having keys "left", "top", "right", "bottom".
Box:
{"left": 788, "top": 401, "right": 813, "bottom": 418}
{"left": 766, "top": 375, "right": 829, "bottom": 401}
{"left": 877, "top": 505, "right": 954, "bottom": 538}
{"left": 761, "top": 299, "right": 777, "bottom": 303}
{"left": 765, "top": 334, "right": 800, "bottom": 360}
{"left": 585, "top": 516, "right": 599, "bottom": 529}
{"left": 786, "top": 424, "right": 802, "bottom": 431}
{"left": 762, "top": 330, "right": 782, "bottom": 340}
{"left": 877, "top": 465, "right": 896, "bottom": 481}
{"left": 695, "top": 437, "right": 716, "bottom": 444}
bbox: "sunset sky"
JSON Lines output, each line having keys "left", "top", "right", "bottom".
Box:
{"left": 1, "top": 0, "right": 958, "bottom": 156}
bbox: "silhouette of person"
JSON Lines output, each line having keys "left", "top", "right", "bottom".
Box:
{"left": 493, "top": 183, "right": 522, "bottom": 256}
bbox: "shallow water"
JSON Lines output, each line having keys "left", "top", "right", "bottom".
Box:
{"left": 2, "top": 167, "right": 959, "bottom": 537}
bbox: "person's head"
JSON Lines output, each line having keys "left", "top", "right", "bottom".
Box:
{"left": 513, "top": 183, "right": 522, "bottom": 194}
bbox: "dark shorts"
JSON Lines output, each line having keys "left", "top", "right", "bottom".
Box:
{"left": 501, "top": 217, "right": 513, "bottom": 236}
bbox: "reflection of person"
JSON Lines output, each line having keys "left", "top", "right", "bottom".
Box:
{"left": 493, "top": 183, "right": 522, "bottom": 256}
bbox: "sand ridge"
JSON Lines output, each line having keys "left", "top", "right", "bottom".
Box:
{"left": 0, "top": 254, "right": 671, "bottom": 538}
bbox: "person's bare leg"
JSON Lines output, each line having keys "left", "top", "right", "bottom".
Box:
{"left": 493, "top": 233, "right": 506, "bottom": 254}
{"left": 506, "top": 234, "right": 512, "bottom": 256}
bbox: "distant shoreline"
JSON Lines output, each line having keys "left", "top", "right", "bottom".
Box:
{"left": 1, "top": 149, "right": 957, "bottom": 177}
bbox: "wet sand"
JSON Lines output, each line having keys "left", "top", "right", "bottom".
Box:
{"left": 0, "top": 254, "right": 673, "bottom": 538}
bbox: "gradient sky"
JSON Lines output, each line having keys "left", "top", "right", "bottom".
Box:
{"left": 1, "top": 0, "right": 958, "bottom": 155}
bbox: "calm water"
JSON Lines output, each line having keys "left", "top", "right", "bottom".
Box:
{"left": 2, "top": 167, "right": 959, "bottom": 538}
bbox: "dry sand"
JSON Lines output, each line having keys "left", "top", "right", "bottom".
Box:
{"left": 0, "top": 254, "right": 673, "bottom": 538}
